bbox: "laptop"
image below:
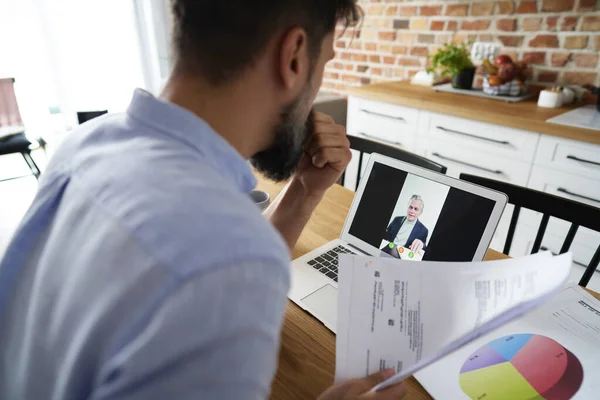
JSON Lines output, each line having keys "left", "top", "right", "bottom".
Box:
{"left": 288, "top": 153, "right": 508, "bottom": 332}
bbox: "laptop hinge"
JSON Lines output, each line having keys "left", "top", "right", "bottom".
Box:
{"left": 347, "top": 243, "right": 371, "bottom": 255}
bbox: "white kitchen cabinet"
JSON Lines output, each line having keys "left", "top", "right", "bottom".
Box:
{"left": 415, "top": 111, "right": 538, "bottom": 185}
{"left": 346, "top": 95, "right": 599, "bottom": 204}
{"left": 345, "top": 96, "right": 420, "bottom": 190}
{"left": 419, "top": 111, "right": 540, "bottom": 162}
{"left": 535, "top": 135, "right": 600, "bottom": 181}
{"left": 347, "top": 97, "right": 419, "bottom": 151}
{"left": 529, "top": 166, "right": 600, "bottom": 209}
{"left": 416, "top": 137, "right": 532, "bottom": 186}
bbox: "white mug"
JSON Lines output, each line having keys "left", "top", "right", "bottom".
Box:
{"left": 249, "top": 190, "right": 271, "bottom": 211}
{"left": 538, "top": 90, "right": 563, "bottom": 108}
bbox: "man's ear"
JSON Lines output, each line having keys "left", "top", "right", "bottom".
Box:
{"left": 279, "top": 27, "right": 310, "bottom": 93}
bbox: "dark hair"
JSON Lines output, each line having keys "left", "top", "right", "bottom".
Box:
{"left": 171, "top": 0, "right": 360, "bottom": 84}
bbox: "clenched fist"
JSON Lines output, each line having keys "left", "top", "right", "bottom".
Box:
{"left": 293, "top": 111, "right": 352, "bottom": 197}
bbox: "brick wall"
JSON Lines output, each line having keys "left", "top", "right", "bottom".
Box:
{"left": 323, "top": 0, "right": 600, "bottom": 94}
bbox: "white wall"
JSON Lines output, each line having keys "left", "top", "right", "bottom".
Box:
{"left": 387, "top": 173, "right": 451, "bottom": 240}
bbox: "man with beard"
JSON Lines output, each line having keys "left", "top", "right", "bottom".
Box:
{"left": 0, "top": 1, "right": 406, "bottom": 399}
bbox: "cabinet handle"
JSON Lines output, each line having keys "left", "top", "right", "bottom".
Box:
{"left": 432, "top": 152, "right": 504, "bottom": 175}
{"left": 566, "top": 155, "right": 600, "bottom": 167}
{"left": 358, "top": 132, "right": 402, "bottom": 147}
{"left": 436, "top": 126, "right": 511, "bottom": 146}
{"left": 360, "top": 109, "right": 406, "bottom": 122}
{"left": 557, "top": 187, "right": 600, "bottom": 204}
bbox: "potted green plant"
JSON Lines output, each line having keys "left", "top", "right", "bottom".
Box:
{"left": 427, "top": 42, "right": 475, "bottom": 90}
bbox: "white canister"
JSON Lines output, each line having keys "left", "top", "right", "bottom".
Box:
{"left": 538, "top": 90, "right": 563, "bottom": 108}
{"left": 561, "top": 87, "right": 575, "bottom": 104}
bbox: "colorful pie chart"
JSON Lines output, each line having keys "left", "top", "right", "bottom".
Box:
{"left": 459, "top": 334, "right": 583, "bottom": 400}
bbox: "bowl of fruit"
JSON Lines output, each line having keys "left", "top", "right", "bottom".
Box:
{"left": 482, "top": 55, "right": 528, "bottom": 97}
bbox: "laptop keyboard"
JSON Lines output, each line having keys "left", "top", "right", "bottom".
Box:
{"left": 307, "top": 245, "right": 357, "bottom": 283}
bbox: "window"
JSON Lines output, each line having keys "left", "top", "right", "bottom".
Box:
{"left": 0, "top": 0, "right": 147, "bottom": 135}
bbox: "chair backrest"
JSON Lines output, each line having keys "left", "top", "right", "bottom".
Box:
{"left": 341, "top": 135, "right": 447, "bottom": 190}
{"left": 0, "top": 78, "right": 23, "bottom": 129}
{"left": 77, "top": 110, "right": 108, "bottom": 125}
{"left": 460, "top": 173, "right": 600, "bottom": 287}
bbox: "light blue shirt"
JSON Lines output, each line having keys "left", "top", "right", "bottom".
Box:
{"left": 0, "top": 90, "right": 291, "bottom": 399}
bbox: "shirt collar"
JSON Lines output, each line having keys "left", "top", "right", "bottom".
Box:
{"left": 126, "top": 89, "right": 257, "bottom": 193}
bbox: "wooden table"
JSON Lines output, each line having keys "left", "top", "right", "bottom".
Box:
{"left": 257, "top": 176, "right": 600, "bottom": 399}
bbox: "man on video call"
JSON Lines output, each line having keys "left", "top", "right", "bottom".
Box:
{"left": 382, "top": 195, "right": 428, "bottom": 255}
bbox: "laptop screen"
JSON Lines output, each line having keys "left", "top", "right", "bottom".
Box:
{"left": 348, "top": 161, "right": 496, "bottom": 262}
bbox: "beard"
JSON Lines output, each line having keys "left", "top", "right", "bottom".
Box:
{"left": 250, "top": 85, "right": 315, "bottom": 182}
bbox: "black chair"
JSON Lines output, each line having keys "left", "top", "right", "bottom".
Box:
{"left": 0, "top": 133, "right": 41, "bottom": 181}
{"left": 0, "top": 78, "right": 42, "bottom": 182}
{"left": 341, "top": 135, "right": 447, "bottom": 190}
{"left": 460, "top": 173, "right": 600, "bottom": 288}
{"left": 77, "top": 110, "right": 108, "bottom": 125}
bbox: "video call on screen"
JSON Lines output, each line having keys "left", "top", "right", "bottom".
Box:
{"left": 348, "top": 162, "right": 495, "bottom": 262}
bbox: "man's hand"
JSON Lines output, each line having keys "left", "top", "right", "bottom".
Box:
{"left": 266, "top": 112, "right": 351, "bottom": 250}
{"left": 409, "top": 239, "right": 424, "bottom": 254}
{"left": 317, "top": 369, "right": 407, "bottom": 400}
{"left": 293, "top": 111, "right": 352, "bottom": 198}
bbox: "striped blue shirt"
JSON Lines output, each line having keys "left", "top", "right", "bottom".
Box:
{"left": 0, "top": 90, "right": 291, "bottom": 399}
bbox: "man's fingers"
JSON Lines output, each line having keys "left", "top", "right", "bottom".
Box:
{"left": 312, "top": 147, "right": 352, "bottom": 170}
{"left": 352, "top": 369, "right": 396, "bottom": 393}
{"left": 307, "top": 133, "right": 351, "bottom": 157}
{"left": 305, "top": 123, "right": 348, "bottom": 152}
{"left": 311, "top": 123, "right": 347, "bottom": 136}
{"left": 313, "top": 111, "right": 336, "bottom": 124}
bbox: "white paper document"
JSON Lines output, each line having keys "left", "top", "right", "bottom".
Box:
{"left": 416, "top": 284, "right": 600, "bottom": 399}
{"left": 335, "top": 252, "right": 573, "bottom": 392}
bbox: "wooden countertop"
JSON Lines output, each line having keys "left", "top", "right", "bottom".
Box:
{"left": 347, "top": 81, "right": 600, "bottom": 145}
{"left": 256, "top": 175, "right": 600, "bottom": 399}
